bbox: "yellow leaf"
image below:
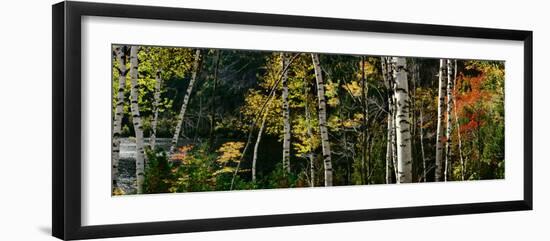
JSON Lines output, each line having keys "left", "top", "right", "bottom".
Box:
{"left": 343, "top": 81, "right": 362, "bottom": 97}
{"left": 216, "top": 142, "right": 245, "bottom": 164}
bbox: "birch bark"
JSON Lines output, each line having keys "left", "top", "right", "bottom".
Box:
{"left": 112, "top": 46, "right": 127, "bottom": 192}
{"left": 382, "top": 57, "right": 398, "bottom": 182}
{"left": 452, "top": 60, "right": 465, "bottom": 181}
{"left": 444, "top": 59, "right": 454, "bottom": 181}
{"left": 169, "top": 49, "right": 201, "bottom": 155}
{"left": 304, "top": 83, "right": 316, "bottom": 187}
{"left": 311, "top": 53, "right": 333, "bottom": 187}
{"left": 281, "top": 53, "right": 291, "bottom": 173}
{"left": 129, "top": 46, "right": 145, "bottom": 194}
{"left": 420, "top": 107, "right": 427, "bottom": 182}
{"left": 389, "top": 61, "right": 399, "bottom": 180}
{"left": 150, "top": 67, "right": 162, "bottom": 150}
{"left": 252, "top": 104, "right": 270, "bottom": 182}
{"left": 435, "top": 59, "right": 447, "bottom": 182}
{"left": 360, "top": 56, "right": 370, "bottom": 184}
{"left": 385, "top": 113, "right": 392, "bottom": 184}
{"left": 392, "top": 57, "right": 412, "bottom": 183}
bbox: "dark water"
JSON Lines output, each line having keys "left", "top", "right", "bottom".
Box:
{"left": 115, "top": 138, "right": 172, "bottom": 195}
{"left": 117, "top": 157, "right": 137, "bottom": 194}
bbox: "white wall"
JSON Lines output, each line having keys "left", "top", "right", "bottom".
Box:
{"left": 0, "top": 0, "right": 546, "bottom": 240}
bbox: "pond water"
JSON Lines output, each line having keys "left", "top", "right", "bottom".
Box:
{"left": 116, "top": 138, "right": 173, "bottom": 194}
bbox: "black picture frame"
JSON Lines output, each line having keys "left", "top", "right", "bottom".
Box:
{"left": 52, "top": 1, "right": 533, "bottom": 240}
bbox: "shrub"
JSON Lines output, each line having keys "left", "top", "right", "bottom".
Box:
{"left": 143, "top": 149, "right": 174, "bottom": 194}
{"left": 170, "top": 143, "right": 217, "bottom": 192}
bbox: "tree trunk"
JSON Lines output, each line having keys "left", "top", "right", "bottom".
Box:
{"left": 385, "top": 57, "right": 400, "bottom": 181}
{"left": 150, "top": 67, "right": 162, "bottom": 150}
{"left": 409, "top": 59, "right": 417, "bottom": 176}
{"left": 453, "top": 60, "right": 465, "bottom": 181}
{"left": 304, "top": 83, "right": 316, "bottom": 187}
{"left": 360, "top": 56, "right": 370, "bottom": 184}
{"left": 392, "top": 57, "right": 412, "bottom": 183}
{"left": 252, "top": 104, "right": 270, "bottom": 182}
{"left": 392, "top": 107, "right": 399, "bottom": 180}
{"left": 444, "top": 59, "right": 454, "bottom": 181}
{"left": 381, "top": 57, "right": 396, "bottom": 183}
{"left": 420, "top": 107, "right": 427, "bottom": 182}
{"left": 389, "top": 60, "right": 399, "bottom": 181}
{"left": 385, "top": 113, "right": 392, "bottom": 184}
{"left": 169, "top": 49, "right": 201, "bottom": 155}
{"left": 455, "top": 97, "right": 465, "bottom": 180}
{"left": 435, "top": 59, "right": 447, "bottom": 182}
{"left": 311, "top": 53, "right": 333, "bottom": 187}
{"left": 281, "top": 53, "right": 291, "bottom": 173}
{"left": 112, "top": 46, "right": 127, "bottom": 192}
{"left": 476, "top": 122, "right": 483, "bottom": 180}
{"left": 209, "top": 50, "right": 221, "bottom": 148}
{"left": 129, "top": 46, "right": 145, "bottom": 194}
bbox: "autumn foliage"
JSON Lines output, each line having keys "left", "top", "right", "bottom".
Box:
{"left": 455, "top": 73, "right": 492, "bottom": 134}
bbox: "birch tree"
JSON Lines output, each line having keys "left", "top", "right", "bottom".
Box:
{"left": 452, "top": 60, "right": 465, "bottom": 180}
{"left": 150, "top": 67, "right": 162, "bottom": 150}
{"left": 252, "top": 103, "right": 271, "bottom": 182}
{"left": 392, "top": 57, "right": 412, "bottom": 183}
{"left": 169, "top": 49, "right": 202, "bottom": 155}
{"left": 303, "top": 81, "right": 316, "bottom": 187}
{"left": 281, "top": 53, "right": 291, "bottom": 173}
{"left": 360, "top": 56, "right": 370, "bottom": 184}
{"left": 311, "top": 53, "right": 333, "bottom": 186}
{"left": 435, "top": 59, "right": 447, "bottom": 182}
{"left": 385, "top": 114, "right": 393, "bottom": 184}
{"left": 112, "top": 45, "right": 127, "bottom": 192}
{"left": 420, "top": 107, "right": 427, "bottom": 182}
{"left": 444, "top": 59, "right": 454, "bottom": 181}
{"left": 381, "top": 57, "right": 397, "bottom": 183}
{"left": 129, "top": 46, "right": 146, "bottom": 194}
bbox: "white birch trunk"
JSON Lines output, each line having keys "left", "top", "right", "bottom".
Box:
{"left": 306, "top": 110, "right": 316, "bottom": 187}
{"left": 112, "top": 46, "right": 127, "bottom": 192}
{"left": 382, "top": 57, "right": 399, "bottom": 181}
{"left": 420, "top": 107, "right": 427, "bottom": 182}
{"left": 454, "top": 95, "right": 465, "bottom": 181}
{"left": 311, "top": 53, "right": 333, "bottom": 187}
{"left": 360, "top": 56, "right": 370, "bottom": 184}
{"left": 252, "top": 104, "right": 270, "bottom": 182}
{"left": 281, "top": 53, "right": 291, "bottom": 173}
{"left": 385, "top": 113, "right": 392, "bottom": 184}
{"left": 452, "top": 60, "right": 465, "bottom": 181}
{"left": 392, "top": 107, "right": 399, "bottom": 180}
{"left": 129, "top": 46, "right": 145, "bottom": 194}
{"left": 435, "top": 59, "right": 447, "bottom": 182}
{"left": 380, "top": 57, "right": 397, "bottom": 183}
{"left": 444, "top": 59, "right": 454, "bottom": 181}
{"left": 150, "top": 68, "right": 162, "bottom": 150}
{"left": 392, "top": 57, "right": 412, "bottom": 183}
{"left": 304, "top": 85, "right": 316, "bottom": 187}
{"left": 169, "top": 49, "right": 201, "bottom": 155}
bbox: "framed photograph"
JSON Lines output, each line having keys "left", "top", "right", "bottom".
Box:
{"left": 52, "top": 1, "right": 533, "bottom": 240}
